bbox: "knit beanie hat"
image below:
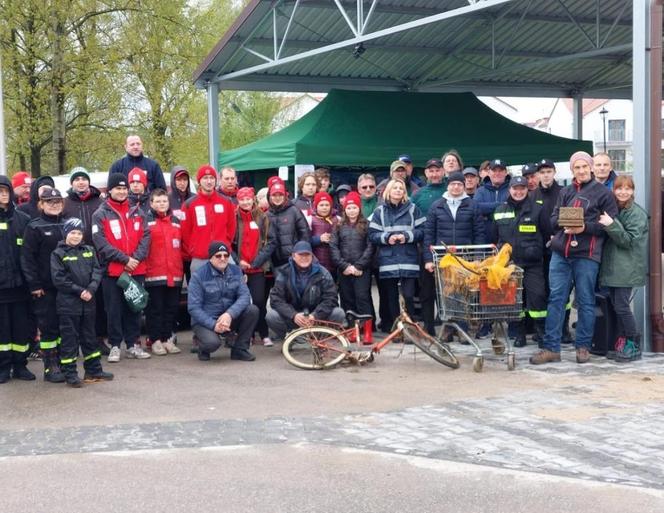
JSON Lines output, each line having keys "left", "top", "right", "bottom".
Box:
{"left": 342, "top": 191, "right": 361, "bottom": 209}
{"left": 12, "top": 171, "right": 32, "bottom": 189}
{"left": 128, "top": 167, "right": 147, "bottom": 187}
{"left": 447, "top": 171, "right": 465, "bottom": 184}
{"left": 63, "top": 217, "right": 84, "bottom": 236}
{"left": 267, "top": 176, "right": 284, "bottom": 189}
{"left": 208, "top": 241, "right": 229, "bottom": 258}
{"left": 107, "top": 173, "right": 128, "bottom": 191}
{"left": 313, "top": 191, "right": 333, "bottom": 209}
{"left": 196, "top": 164, "right": 217, "bottom": 183}
{"left": 237, "top": 187, "right": 255, "bottom": 201}
{"left": 69, "top": 167, "right": 90, "bottom": 184}
{"left": 269, "top": 181, "right": 286, "bottom": 196}
{"left": 569, "top": 151, "right": 593, "bottom": 170}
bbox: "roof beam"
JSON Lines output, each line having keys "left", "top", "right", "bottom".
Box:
{"left": 214, "top": 0, "right": 513, "bottom": 83}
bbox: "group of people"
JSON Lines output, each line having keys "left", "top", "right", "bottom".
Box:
{"left": 0, "top": 135, "right": 648, "bottom": 388}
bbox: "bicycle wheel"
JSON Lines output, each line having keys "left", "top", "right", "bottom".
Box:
{"left": 282, "top": 326, "right": 350, "bottom": 370}
{"left": 401, "top": 322, "right": 460, "bottom": 369}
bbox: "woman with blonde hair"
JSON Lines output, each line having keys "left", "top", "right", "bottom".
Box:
{"left": 368, "top": 179, "right": 425, "bottom": 330}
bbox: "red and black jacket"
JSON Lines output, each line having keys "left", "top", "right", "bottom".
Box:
{"left": 92, "top": 199, "right": 150, "bottom": 277}
{"left": 181, "top": 191, "right": 236, "bottom": 260}
{"left": 144, "top": 209, "right": 184, "bottom": 287}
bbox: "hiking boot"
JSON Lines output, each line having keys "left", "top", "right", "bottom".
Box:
{"left": 126, "top": 345, "right": 151, "bottom": 359}
{"left": 198, "top": 350, "right": 211, "bottom": 361}
{"left": 615, "top": 336, "right": 642, "bottom": 362}
{"left": 575, "top": 347, "right": 590, "bottom": 364}
{"left": 230, "top": 348, "right": 256, "bottom": 361}
{"left": 66, "top": 374, "right": 83, "bottom": 388}
{"left": 107, "top": 346, "right": 121, "bottom": 363}
{"left": 151, "top": 340, "right": 167, "bottom": 356}
{"left": 162, "top": 340, "right": 181, "bottom": 354}
{"left": 12, "top": 365, "right": 36, "bottom": 381}
{"left": 43, "top": 352, "right": 65, "bottom": 383}
{"left": 83, "top": 370, "right": 114, "bottom": 382}
{"left": 529, "top": 349, "right": 561, "bottom": 365}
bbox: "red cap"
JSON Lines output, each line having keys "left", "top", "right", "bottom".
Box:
{"left": 237, "top": 187, "right": 255, "bottom": 201}
{"left": 128, "top": 167, "right": 147, "bottom": 187}
{"left": 267, "top": 176, "right": 284, "bottom": 189}
{"left": 269, "top": 182, "right": 286, "bottom": 196}
{"left": 313, "top": 191, "right": 333, "bottom": 210}
{"left": 343, "top": 191, "right": 361, "bottom": 209}
{"left": 196, "top": 164, "right": 217, "bottom": 183}
{"left": 11, "top": 171, "right": 32, "bottom": 189}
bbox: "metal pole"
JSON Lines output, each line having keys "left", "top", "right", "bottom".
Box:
{"left": 572, "top": 94, "right": 583, "bottom": 140}
{"left": 206, "top": 81, "right": 220, "bottom": 168}
{"left": 602, "top": 115, "right": 607, "bottom": 152}
{"left": 0, "top": 53, "right": 7, "bottom": 176}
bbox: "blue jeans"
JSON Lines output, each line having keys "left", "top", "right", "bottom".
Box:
{"left": 543, "top": 252, "right": 599, "bottom": 352}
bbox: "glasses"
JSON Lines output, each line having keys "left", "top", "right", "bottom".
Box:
{"left": 213, "top": 253, "right": 229, "bottom": 260}
{"left": 360, "top": 185, "right": 375, "bottom": 190}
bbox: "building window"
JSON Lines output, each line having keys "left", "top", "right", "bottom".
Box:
{"left": 608, "top": 119, "right": 625, "bottom": 142}
{"left": 608, "top": 149, "right": 626, "bottom": 172}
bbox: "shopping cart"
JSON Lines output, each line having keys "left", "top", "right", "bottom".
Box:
{"left": 431, "top": 244, "right": 523, "bottom": 372}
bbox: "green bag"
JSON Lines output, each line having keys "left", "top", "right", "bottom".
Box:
{"left": 116, "top": 272, "right": 149, "bottom": 313}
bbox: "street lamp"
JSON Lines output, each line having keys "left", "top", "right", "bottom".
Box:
{"left": 599, "top": 106, "right": 608, "bottom": 153}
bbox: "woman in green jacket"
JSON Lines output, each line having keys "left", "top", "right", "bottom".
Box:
{"left": 598, "top": 175, "right": 649, "bottom": 362}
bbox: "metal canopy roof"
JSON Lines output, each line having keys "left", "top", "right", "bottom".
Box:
{"left": 193, "top": 0, "right": 641, "bottom": 99}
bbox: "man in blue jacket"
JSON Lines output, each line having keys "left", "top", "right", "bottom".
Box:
{"left": 473, "top": 159, "right": 511, "bottom": 242}
{"left": 187, "top": 241, "right": 258, "bottom": 362}
{"left": 109, "top": 135, "right": 167, "bottom": 192}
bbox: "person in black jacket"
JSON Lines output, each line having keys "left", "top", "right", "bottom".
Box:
{"left": 109, "top": 135, "right": 166, "bottom": 192}
{"left": 266, "top": 242, "right": 344, "bottom": 340}
{"left": 330, "top": 192, "right": 374, "bottom": 326}
{"left": 253, "top": 180, "right": 310, "bottom": 270}
{"left": 169, "top": 165, "right": 195, "bottom": 220}
{"left": 423, "top": 172, "right": 485, "bottom": 336}
{"left": 50, "top": 218, "right": 112, "bottom": 387}
{"left": 21, "top": 187, "right": 66, "bottom": 383}
{"left": 0, "top": 177, "right": 35, "bottom": 383}
{"left": 17, "top": 175, "right": 55, "bottom": 220}
{"left": 493, "top": 176, "right": 549, "bottom": 347}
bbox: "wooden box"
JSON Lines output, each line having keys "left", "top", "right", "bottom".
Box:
{"left": 558, "top": 207, "right": 584, "bottom": 227}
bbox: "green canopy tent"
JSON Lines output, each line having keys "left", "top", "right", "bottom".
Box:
{"left": 219, "top": 89, "right": 592, "bottom": 171}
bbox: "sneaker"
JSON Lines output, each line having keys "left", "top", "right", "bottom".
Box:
{"left": 615, "top": 338, "right": 642, "bottom": 362}
{"left": 162, "top": 340, "right": 181, "bottom": 354}
{"left": 107, "top": 346, "right": 121, "bottom": 363}
{"left": 84, "top": 370, "right": 114, "bottom": 382}
{"left": 262, "top": 337, "right": 274, "bottom": 347}
{"left": 575, "top": 347, "right": 590, "bottom": 364}
{"left": 529, "top": 349, "right": 561, "bottom": 365}
{"left": 151, "top": 340, "right": 167, "bottom": 356}
{"left": 126, "top": 345, "right": 151, "bottom": 359}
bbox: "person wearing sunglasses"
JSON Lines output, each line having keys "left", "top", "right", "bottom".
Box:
{"left": 187, "top": 241, "right": 258, "bottom": 362}
{"left": 357, "top": 174, "right": 378, "bottom": 219}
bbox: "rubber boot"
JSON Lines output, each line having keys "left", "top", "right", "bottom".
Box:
{"left": 43, "top": 349, "right": 65, "bottom": 383}
{"left": 561, "top": 309, "right": 574, "bottom": 344}
{"left": 363, "top": 320, "right": 373, "bottom": 346}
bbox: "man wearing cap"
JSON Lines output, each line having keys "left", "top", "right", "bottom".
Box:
{"left": 218, "top": 166, "right": 239, "bottom": 205}
{"left": 181, "top": 164, "right": 236, "bottom": 274}
{"left": 127, "top": 167, "right": 150, "bottom": 215}
{"left": 17, "top": 175, "right": 56, "bottom": 220}
{"left": 169, "top": 166, "right": 195, "bottom": 221}
{"left": 188, "top": 241, "right": 258, "bottom": 362}
{"left": 109, "top": 135, "right": 166, "bottom": 192}
{"left": 376, "top": 160, "right": 420, "bottom": 199}
{"left": 398, "top": 154, "right": 424, "bottom": 187}
{"left": 493, "top": 176, "right": 549, "bottom": 347}
{"left": 521, "top": 163, "right": 540, "bottom": 192}
{"left": 11, "top": 171, "right": 32, "bottom": 205}
{"left": 463, "top": 167, "right": 480, "bottom": 198}
{"left": 530, "top": 151, "right": 618, "bottom": 365}
{"left": 474, "top": 159, "right": 511, "bottom": 242}
{"left": 412, "top": 159, "right": 447, "bottom": 215}
{"left": 92, "top": 173, "right": 152, "bottom": 363}
{"left": 266, "top": 241, "right": 344, "bottom": 340}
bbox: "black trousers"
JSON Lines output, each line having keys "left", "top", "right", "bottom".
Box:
{"left": 95, "top": 284, "right": 107, "bottom": 338}
{"left": 523, "top": 265, "right": 548, "bottom": 316}
{"left": 145, "top": 285, "right": 181, "bottom": 342}
{"left": 193, "top": 304, "right": 259, "bottom": 355}
{"left": 0, "top": 301, "right": 32, "bottom": 370}
{"left": 338, "top": 272, "right": 373, "bottom": 317}
{"left": 608, "top": 287, "right": 637, "bottom": 338}
{"left": 33, "top": 292, "right": 60, "bottom": 351}
{"left": 419, "top": 267, "right": 437, "bottom": 335}
{"left": 102, "top": 275, "right": 144, "bottom": 349}
{"left": 381, "top": 277, "right": 416, "bottom": 329}
{"left": 59, "top": 312, "right": 102, "bottom": 374}
{"left": 374, "top": 268, "right": 390, "bottom": 329}
{"left": 246, "top": 272, "right": 269, "bottom": 338}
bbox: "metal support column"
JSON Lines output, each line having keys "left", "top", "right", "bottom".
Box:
{"left": 572, "top": 93, "right": 583, "bottom": 140}
{"left": 632, "top": 0, "right": 651, "bottom": 349}
{"left": 206, "top": 81, "right": 221, "bottom": 169}
{"left": 0, "top": 54, "right": 7, "bottom": 176}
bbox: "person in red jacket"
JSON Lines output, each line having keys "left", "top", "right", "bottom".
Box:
{"left": 92, "top": 173, "right": 151, "bottom": 363}
{"left": 144, "top": 188, "right": 184, "bottom": 356}
{"left": 233, "top": 187, "right": 271, "bottom": 346}
{"left": 181, "top": 165, "right": 236, "bottom": 274}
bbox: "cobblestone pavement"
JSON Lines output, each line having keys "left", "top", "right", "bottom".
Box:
{"left": 1, "top": 343, "right": 663, "bottom": 490}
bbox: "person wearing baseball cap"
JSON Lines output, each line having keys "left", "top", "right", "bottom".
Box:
{"left": 168, "top": 166, "right": 195, "bottom": 221}
{"left": 17, "top": 174, "right": 56, "bottom": 220}
{"left": 530, "top": 151, "right": 618, "bottom": 366}
{"left": 462, "top": 167, "right": 480, "bottom": 198}
{"left": 266, "top": 241, "right": 344, "bottom": 341}
{"left": 11, "top": 171, "right": 32, "bottom": 205}
{"left": 180, "top": 164, "right": 237, "bottom": 276}
{"left": 473, "top": 158, "right": 511, "bottom": 245}
{"left": 376, "top": 159, "right": 420, "bottom": 199}
{"left": 397, "top": 153, "right": 424, "bottom": 187}
{"left": 493, "top": 175, "right": 549, "bottom": 348}
{"left": 21, "top": 187, "right": 67, "bottom": 382}
{"left": 255, "top": 179, "right": 310, "bottom": 269}
{"left": 92, "top": 172, "right": 151, "bottom": 363}
{"left": 521, "top": 163, "right": 540, "bottom": 192}
{"left": 412, "top": 158, "right": 446, "bottom": 216}
{"left": 187, "top": 241, "right": 258, "bottom": 362}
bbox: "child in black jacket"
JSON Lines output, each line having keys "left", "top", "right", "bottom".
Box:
{"left": 50, "top": 218, "right": 112, "bottom": 387}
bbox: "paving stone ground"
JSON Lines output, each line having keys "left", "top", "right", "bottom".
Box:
{"left": 2, "top": 340, "right": 663, "bottom": 491}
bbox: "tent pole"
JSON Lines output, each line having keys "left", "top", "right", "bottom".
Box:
{"left": 572, "top": 93, "right": 583, "bottom": 140}
{"left": 207, "top": 81, "right": 220, "bottom": 169}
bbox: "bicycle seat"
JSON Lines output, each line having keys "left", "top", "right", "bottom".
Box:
{"left": 346, "top": 310, "right": 373, "bottom": 323}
